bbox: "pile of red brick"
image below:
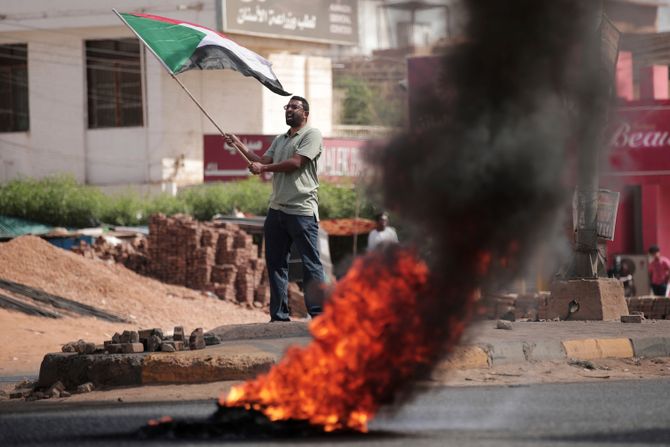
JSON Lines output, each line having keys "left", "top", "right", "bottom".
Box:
{"left": 73, "top": 235, "right": 150, "bottom": 275}
{"left": 148, "top": 214, "right": 270, "bottom": 307}
{"left": 626, "top": 296, "right": 670, "bottom": 320}
{"left": 71, "top": 214, "right": 311, "bottom": 315}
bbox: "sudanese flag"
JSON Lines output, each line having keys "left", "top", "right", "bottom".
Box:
{"left": 116, "top": 11, "right": 291, "bottom": 96}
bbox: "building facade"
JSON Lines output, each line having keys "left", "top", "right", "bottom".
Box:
{"left": 0, "top": 0, "right": 349, "bottom": 192}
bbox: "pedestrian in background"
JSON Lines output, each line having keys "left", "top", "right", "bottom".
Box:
{"left": 367, "top": 212, "right": 399, "bottom": 251}
{"left": 224, "top": 96, "right": 324, "bottom": 321}
{"left": 648, "top": 245, "right": 670, "bottom": 297}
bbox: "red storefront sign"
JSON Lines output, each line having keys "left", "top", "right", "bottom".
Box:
{"left": 203, "top": 134, "right": 368, "bottom": 182}
{"left": 607, "top": 101, "right": 670, "bottom": 181}
{"left": 604, "top": 100, "right": 670, "bottom": 261}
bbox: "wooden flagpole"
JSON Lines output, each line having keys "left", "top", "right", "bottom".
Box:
{"left": 112, "top": 9, "right": 250, "bottom": 164}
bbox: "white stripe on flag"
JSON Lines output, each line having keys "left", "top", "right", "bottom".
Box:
{"left": 181, "top": 24, "right": 277, "bottom": 81}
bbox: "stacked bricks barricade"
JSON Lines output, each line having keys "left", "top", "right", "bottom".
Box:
{"left": 73, "top": 214, "right": 309, "bottom": 315}
{"left": 147, "top": 214, "right": 268, "bottom": 307}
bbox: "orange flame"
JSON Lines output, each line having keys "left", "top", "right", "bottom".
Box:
{"left": 220, "top": 247, "right": 472, "bottom": 432}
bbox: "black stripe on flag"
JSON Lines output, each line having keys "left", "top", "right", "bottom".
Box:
{"left": 178, "top": 44, "right": 291, "bottom": 96}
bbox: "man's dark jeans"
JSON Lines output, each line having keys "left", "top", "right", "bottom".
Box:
{"left": 264, "top": 208, "right": 324, "bottom": 321}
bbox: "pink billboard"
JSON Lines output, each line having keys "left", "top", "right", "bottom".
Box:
{"left": 608, "top": 100, "right": 670, "bottom": 175}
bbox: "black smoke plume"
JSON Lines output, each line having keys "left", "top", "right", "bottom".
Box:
{"left": 371, "top": 0, "right": 605, "bottom": 297}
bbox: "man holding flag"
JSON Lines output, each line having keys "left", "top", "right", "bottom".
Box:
{"left": 225, "top": 96, "right": 325, "bottom": 322}
{"left": 115, "top": 11, "right": 324, "bottom": 319}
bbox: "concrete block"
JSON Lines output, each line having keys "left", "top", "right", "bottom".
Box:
{"left": 563, "top": 339, "right": 600, "bottom": 360}
{"left": 631, "top": 337, "right": 670, "bottom": 358}
{"left": 146, "top": 335, "right": 162, "bottom": 352}
{"left": 596, "top": 338, "right": 634, "bottom": 358}
{"left": 496, "top": 320, "right": 513, "bottom": 330}
{"left": 141, "top": 350, "right": 276, "bottom": 384}
{"left": 621, "top": 315, "right": 643, "bottom": 323}
{"left": 436, "top": 346, "right": 490, "bottom": 371}
{"left": 106, "top": 343, "right": 123, "bottom": 354}
{"left": 548, "top": 279, "right": 628, "bottom": 320}
{"left": 9, "top": 389, "right": 32, "bottom": 399}
{"left": 487, "top": 341, "right": 526, "bottom": 365}
{"left": 525, "top": 340, "right": 566, "bottom": 362}
{"left": 173, "top": 326, "right": 185, "bottom": 342}
{"left": 83, "top": 343, "right": 97, "bottom": 355}
{"left": 62, "top": 339, "right": 95, "bottom": 354}
{"left": 160, "top": 342, "right": 176, "bottom": 352}
{"left": 121, "top": 343, "right": 144, "bottom": 353}
{"left": 204, "top": 332, "right": 222, "bottom": 345}
{"left": 189, "top": 328, "right": 206, "bottom": 350}
{"left": 38, "top": 352, "right": 144, "bottom": 389}
{"left": 139, "top": 328, "right": 164, "bottom": 340}
{"left": 563, "top": 338, "right": 633, "bottom": 359}
{"left": 46, "top": 381, "right": 65, "bottom": 397}
{"left": 120, "top": 330, "right": 140, "bottom": 343}
{"left": 76, "top": 382, "right": 95, "bottom": 394}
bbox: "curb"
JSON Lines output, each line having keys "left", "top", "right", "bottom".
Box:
{"left": 37, "top": 337, "right": 308, "bottom": 389}
{"left": 452, "top": 336, "right": 663, "bottom": 369}
{"left": 37, "top": 335, "right": 670, "bottom": 389}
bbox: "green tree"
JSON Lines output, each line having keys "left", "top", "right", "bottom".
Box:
{"left": 337, "top": 76, "right": 375, "bottom": 125}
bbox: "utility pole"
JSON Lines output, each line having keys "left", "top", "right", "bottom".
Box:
{"left": 548, "top": 4, "right": 629, "bottom": 321}
{"left": 566, "top": 7, "right": 620, "bottom": 279}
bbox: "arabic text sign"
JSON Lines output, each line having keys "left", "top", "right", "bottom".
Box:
{"left": 204, "top": 134, "right": 367, "bottom": 182}
{"left": 222, "top": 0, "right": 358, "bottom": 45}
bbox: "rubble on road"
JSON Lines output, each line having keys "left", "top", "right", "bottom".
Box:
{"left": 496, "top": 320, "right": 513, "bottom": 330}
{"left": 482, "top": 291, "right": 670, "bottom": 322}
{"left": 63, "top": 326, "right": 212, "bottom": 356}
{"left": 75, "top": 382, "right": 95, "bottom": 394}
{"left": 7, "top": 326, "right": 224, "bottom": 402}
{"left": 621, "top": 314, "right": 644, "bottom": 323}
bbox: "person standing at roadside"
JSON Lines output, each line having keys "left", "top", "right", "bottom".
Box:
{"left": 224, "top": 96, "right": 324, "bottom": 321}
{"left": 367, "top": 212, "right": 399, "bottom": 251}
{"left": 648, "top": 245, "right": 670, "bottom": 297}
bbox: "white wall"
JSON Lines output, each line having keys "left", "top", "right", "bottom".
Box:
{"left": 263, "top": 53, "right": 306, "bottom": 136}
{"left": 0, "top": 1, "right": 334, "bottom": 189}
{"left": 0, "top": 29, "right": 88, "bottom": 182}
{"left": 306, "top": 56, "right": 333, "bottom": 137}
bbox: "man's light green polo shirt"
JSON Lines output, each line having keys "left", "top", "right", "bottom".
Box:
{"left": 264, "top": 126, "right": 322, "bottom": 220}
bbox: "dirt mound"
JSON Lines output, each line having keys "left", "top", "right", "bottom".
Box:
{"left": 0, "top": 235, "right": 269, "bottom": 374}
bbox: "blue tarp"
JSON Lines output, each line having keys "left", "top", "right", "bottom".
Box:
{"left": 0, "top": 215, "right": 54, "bottom": 239}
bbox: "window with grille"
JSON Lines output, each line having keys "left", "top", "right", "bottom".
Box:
{"left": 86, "top": 38, "right": 143, "bottom": 128}
{"left": 0, "top": 43, "right": 29, "bottom": 133}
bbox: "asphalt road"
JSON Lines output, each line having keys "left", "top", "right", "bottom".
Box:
{"left": 1, "top": 379, "right": 669, "bottom": 446}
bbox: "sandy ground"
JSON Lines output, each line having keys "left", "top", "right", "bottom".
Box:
{"left": 0, "top": 307, "right": 268, "bottom": 376}
{"left": 0, "top": 236, "right": 270, "bottom": 376}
